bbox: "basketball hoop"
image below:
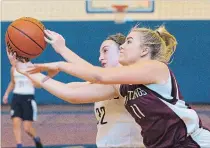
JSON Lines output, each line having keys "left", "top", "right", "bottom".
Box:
{"left": 112, "top": 5, "right": 128, "bottom": 24}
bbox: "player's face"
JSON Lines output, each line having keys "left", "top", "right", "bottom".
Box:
{"left": 119, "top": 31, "right": 143, "bottom": 65}
{"left": 119, "top": 31, "right": 150, "bottom": 65}
{"left": 99, "top": 40, "right": 120, "bottom": 68}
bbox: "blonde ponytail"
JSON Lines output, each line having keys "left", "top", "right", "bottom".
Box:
{"left": 155, "top": 26, "right": 177, "bottom": 63}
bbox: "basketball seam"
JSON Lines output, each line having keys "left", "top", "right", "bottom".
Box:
{"left": 21, "top": 19, "right": 45, "bottom": 34}
{"left": 7, "top": 31, "right": 38, "bottom": 56}
{"left": 11, "top": 25, "right": 44, "bottom": 51}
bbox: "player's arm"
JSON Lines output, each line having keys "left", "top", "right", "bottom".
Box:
{"left": 56, "top": 60, "right": 169, "bottom": 85}
{"left": 59, "top": 46, "right": 92, "bottom": 67}
{"left": 66, "top": 81, "right": 90, "bottom": 89}
{"left": 26, "top": 73, "right": 117, "bottom": 104}
{"left": 3, "top": 67, "right": 15, "bottom": 96}
{"left": 44, "top": 30, "right": 92, "bottom": 67}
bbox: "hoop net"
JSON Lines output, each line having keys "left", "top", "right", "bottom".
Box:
{"left": 112, "top": 5, "right": 128, "bottom": 24}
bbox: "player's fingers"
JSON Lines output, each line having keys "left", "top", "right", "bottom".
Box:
{"left": 26, "top": 62, "right": 34, "bottom": 67}
{"left": 29, "top": 63, "right": 54, "bottom": 73}
{"left": 10, "top": 51, "right": 16, "bottom": 61}
{"left": 51, "top": 31, "right": 61, "bottom": 39}
{"left": 47, "top": 29, "right": 57, "bottom": 39}
{"left": 48, "top": 30, "right": 62, "bottom": 41}
{"left": 13, "top": 52, "right": 17, "bottom": 59}
{"left": 44, "top": 36, "right": 53, "bottom": 44}
{"left": 49, "top": 30, "right": 58, "bottom": 35}
{"left": 33, "top": 64, "right": 47, "bottom": 69}
{"left": 26, "top": 64, "right": 41, "bottom": 72}
{"left": 6, "top": 49, "right": 12, "bottom": 58}
{"left": 44, "top": 30, "right": 54, "bottom": 40}
{"left": 44, "top": 29, "right": 52, "bottom": 36}
{"left": 6, "top": 48, "right": 10, "bottom": 55}
{"left": 29, "top": 64, "right": 50, "bottom": 73}
{"left": 22, "top": 58, "right": 27, "bottom": 63}
{"left": 27, "top": 65, "right": 38, "bottom": 70}
{"left": 6, "top": 52, "right": 11, "bottom": 61}
{"left": 7, "top": 51, "right": 16, "bottom": 66}
{"left": 26, "top": 68, "right": 41, "bottom": 74}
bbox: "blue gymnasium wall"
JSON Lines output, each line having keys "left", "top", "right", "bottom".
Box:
{"left": 1, "top": 20, "right": 210, "bottom": 104}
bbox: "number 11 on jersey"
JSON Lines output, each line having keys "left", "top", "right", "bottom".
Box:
{"left": 130, "top": 104, "right": 145, "bottom": 119}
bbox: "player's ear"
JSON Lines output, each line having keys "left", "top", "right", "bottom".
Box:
{"left": 140, "top": 46, "right": 150, "bottom": 57}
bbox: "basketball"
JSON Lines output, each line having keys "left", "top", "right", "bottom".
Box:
{"left": 5, "top": 17, "right": 47, "bottom": 61}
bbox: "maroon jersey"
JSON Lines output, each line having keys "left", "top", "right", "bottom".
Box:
{"left": 119, "top": 71, "right": 201, "bottom": 148}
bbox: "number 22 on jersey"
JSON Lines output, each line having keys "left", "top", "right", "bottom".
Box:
{"left": 95, "top": 106, "right": 107, "bottom": 125}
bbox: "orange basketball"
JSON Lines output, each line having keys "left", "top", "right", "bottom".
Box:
{"left": 5, "top": 17, "right": 47, "bottom": 60}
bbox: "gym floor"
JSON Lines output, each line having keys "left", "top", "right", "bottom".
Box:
{"left": 1, "top": 104, "right": 210, "bottom": 148}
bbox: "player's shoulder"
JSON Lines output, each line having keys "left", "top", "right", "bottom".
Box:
{"left": 112, "top": 84, "right": 125, "bottom": 98}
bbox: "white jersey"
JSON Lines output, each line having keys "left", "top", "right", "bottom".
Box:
{"left": 13, "top": 69, "right": 35, "bottom": 95}
{"left": 94, "top": 96, "right": 144, "bottom": 148}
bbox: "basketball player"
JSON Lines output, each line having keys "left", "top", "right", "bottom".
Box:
{"left": 19, "top": 26, "right": 210, "bottom": 147}
{"left": 8, "top": 32, "right": 144, "bottom": 147}
{"left": 63, "top": 33, "right": 143, "bottom": 147}
{"left": 94, "top": 34, "right": 143, "bottom": 147}
{"left": 3, "top": 66, "right": 43, "bottom": 148}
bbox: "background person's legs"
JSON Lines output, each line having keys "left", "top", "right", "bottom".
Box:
{"left": 23, "top": 120, "right": 36, "bottom": 138}
{"left": 12, "top": 117, "right": 22, "bottom": 148}
{"left": 23, "top": 120, "right": 43, "bottom": 148}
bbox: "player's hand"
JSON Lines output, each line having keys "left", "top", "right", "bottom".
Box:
{"left": 44, "top": 30, "right": 66, "bottom": 54}
{"left": 7, "top": 48, "right": 18, "bottom": 67}
{"left": 3, "top": 94, "right": 8, "bottom": 104}
{"left": 6, "top": 49, "right": 33, "bottom": 75}
{"left": 27, "top": 62, "right": 60, "bottom": 82}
